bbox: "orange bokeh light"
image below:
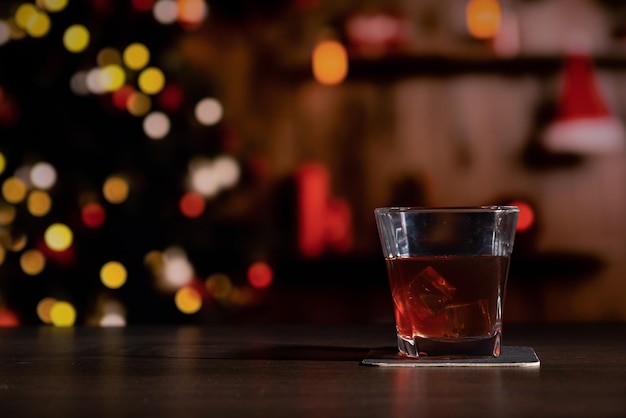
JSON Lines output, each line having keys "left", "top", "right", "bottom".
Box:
{"left": 312, "top": 40, "right": 349, "bottom": 85}
{"left": 466, "top": 0, "right": 502, "bottom": 40}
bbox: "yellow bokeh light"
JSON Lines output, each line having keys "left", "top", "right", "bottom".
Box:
{"left": 63, "top": 24, "right": 90, "bottom": 53}
{"left": 175, "top": 286, "right": 202, "bottom": 314}
{"left": 50, "top": 301, "right": 76, "bottom": 327}
{"left": 37, "top": 297, "right": 57, "bottom": 324}
{"left": 41, "top": 0, "right": 69, "bottom": 12}
{"left": 20, "top": 248, "right": 46, "bottom": 275}
{"left": 100, "top": 261, "right": 127, "bottom": 289}
{"left": 123, "top": 43, "right": 150, "bottom": 70}
{"left": 0, "top": 246, "right": 5, "bottom": 265}
{"left": 99, "top": 64, "right": 126, "bottom": 92}
{"left": 312, "top": 40, "right": 348, "bottom": 85}
{"left": 0, "top": 152, "right": 5, "bottom": 174}
{"left": 126, "top": 91, "right": 152, "bottom": 116}
{"left": 26, "top": 10, "right": 50, "bottom": 38}
{"left": 2, "top": 176, "right": 28, "bottom": 204}
{"left": 138, "top": 67, "right": 165, "bottom": 95}
{"left": 14, "top": 3, "right": 37, "bottom": 29}
{"left": 27, "top": 190, "right": 52, "bottom": 217}
{"left": 44, "top": 222, "right": 73, "bottom": 251}
{"left": 102, "top": 175, "right": 129, "bottom": 204}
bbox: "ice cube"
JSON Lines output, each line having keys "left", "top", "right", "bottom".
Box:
{"left": 406, "top": 266, "right": 456, "bottom": 318}
{"left": 444, "top": 298, "right": 492, "bottom": 337}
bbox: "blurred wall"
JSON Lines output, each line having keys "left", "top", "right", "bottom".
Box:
{"left": 185, "top": 0, "right": 626, "bottom": 321}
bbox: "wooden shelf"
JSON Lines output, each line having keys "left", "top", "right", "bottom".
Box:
{"left": 280, "top": 53, "right": 626, "bottom": 82}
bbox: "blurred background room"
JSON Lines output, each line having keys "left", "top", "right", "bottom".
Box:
{"left": 1, "top": 0, "right": 626, "bottom": 327}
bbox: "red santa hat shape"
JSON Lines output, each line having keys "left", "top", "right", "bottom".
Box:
{"left": 542, "top": 51, "right": 626, "bottom": 154}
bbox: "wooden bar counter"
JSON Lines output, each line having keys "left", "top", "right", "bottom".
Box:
{"left": 1, "top": 322, "right": 625, "bottom": 417}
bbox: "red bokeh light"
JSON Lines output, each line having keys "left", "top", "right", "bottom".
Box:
{"left": 157, "top": 84, "right": 184, "bottom": 112}
{"left": 112, "top": 85, "right": 135, "bottom": 110}
{"left": 0, "top": 307, "right": 19, "bottom": 327}
{"left": 81, "top": 202, "right": 106, "bottom": 228}
{"left": 247, "top": 261, "right": 274, "bottom": 289}
{"left": 179, "top": 192, "right": 205, "bottom": 218}
{"left": 510, "top": 200, "right": 535, "bottom": 232}
{"left": 131, "top": 0, "right": 155, "bottom": 12}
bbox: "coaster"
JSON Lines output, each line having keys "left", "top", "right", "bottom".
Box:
{"left": 361, "top": 346, "right": 540, "bottom": 368}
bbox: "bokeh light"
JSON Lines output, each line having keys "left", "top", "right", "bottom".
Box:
{"left": 187, "top": 155, "right": 240, "bottom": 198}
{"left": 2, "top": 176, "right": 28, "bottom": 204}
{"left": 175, "top": 285, "right": 202, "bottom": 314}
{"left": 138, "top": 67, "right": 165, "bottom": 95}
{"left": 40, "top": 0, "right": 69, "bottom": 12}
{"left": 466, "top": 0, "right": 502, "bottom": 39}
{"left": 44, "top": 223, "right": 73, "bottom": 252}
{"left": 195, "top": 97, "right": 223, "bottom": 125}
{"left": 132, "top": 0, "right": 156, "bottom": 12}
{"left": 50, "top": 300, "right": 76, "bottom": 327}
{"left": 0, "top": 202, "right": 16, "bottom": 226}
{"left": 100, "top": 261, "right": 127, "bottom": 289}
{"left": 178, "top": 0, "right": 209, "bottom": 26}
{"left": 510, "top": 200, "right": 535, "bottom": 232}
{"left": 123, "top": 43, "right": 150, "bottom": 70}
{"left": 0, "top": 307, "right": 19, "bottom": 327}
{"left": 143, "top": 111, "right": 170, "bottom": 139}
{"left": 127, "top": 91, "right": 152, "bottom": 116}
{"left": 81, "top": 202, "right": 106, "bottom": 228}
{"left": 97, "top": 47, "right": 122, "bottom": 67}
{"left": 70, "top": 71, "right": 89, "bottom": 96}
{"left": 0, "top": 20, "right": 10, "bottom": 46}
{"left": 27, "top": 9, "right": 51, "bottom": 38}
{"left": 312, "top": 40, "right": 348, "bottom": 85}
{"left": 154, "top": 0, "right": 179, "bottom": 24}
{"left": 160, "top": 247, "right": 194, "bottom": 290}
{"left": 205, "top": 273, "right": 232, "bottom": 300}
{"left": 0, "top": 152, "right": 5, "bottom": 174}
{"left": 112, "top": 84, "right": 135, "bottom": 110}
{"left": 30, "top": 161, "right": 57, "bottom": 190}
{"left": 247, "top": 261, "right": 274, "bottom": 289}
{"left": 63, "top": 24, "right": 90, "bottom": 53}
{"left": 20, "top": 248, "right": 46, "bottom": 276}
{"left": 14, "top": 4, "right": 38, "bottom": 30}
{"left": 103, "top": 175, "right": 129, "bottom": 204}
{"left": 98, "top": 300, "right": 127, "bottom": 327}
{"left": 99, "top": 64, "right": 126, "bottom": 92}
{"left": 27, "top": 190, "right": 52, "bottom": 217}
{"left": 36, "top": 297, "right": 57, "bottom": 324}
{"left": 157, "top": 84, "right": 184, "bottom": 112}
{"left": 179, "top": 192, "right": 205, "bottom": 218}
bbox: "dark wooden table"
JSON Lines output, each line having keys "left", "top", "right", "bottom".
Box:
{"left": 1, "top": 322, "right": 625, "bottom": 417}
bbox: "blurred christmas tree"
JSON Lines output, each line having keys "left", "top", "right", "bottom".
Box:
{"left": 0, "top": 0, "right": 281, "bottom": 327}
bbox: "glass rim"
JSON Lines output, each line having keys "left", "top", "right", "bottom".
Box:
{"left": 374, "top": 205, "right": 520, "bottom": 214}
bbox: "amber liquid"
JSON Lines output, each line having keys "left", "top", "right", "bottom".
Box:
{"left": 386, "top": 255, "right": 509, "bottom": 356}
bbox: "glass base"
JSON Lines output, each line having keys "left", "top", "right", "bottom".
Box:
{"left": 397, "top": 332, "right": 501, "bottom": 359}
